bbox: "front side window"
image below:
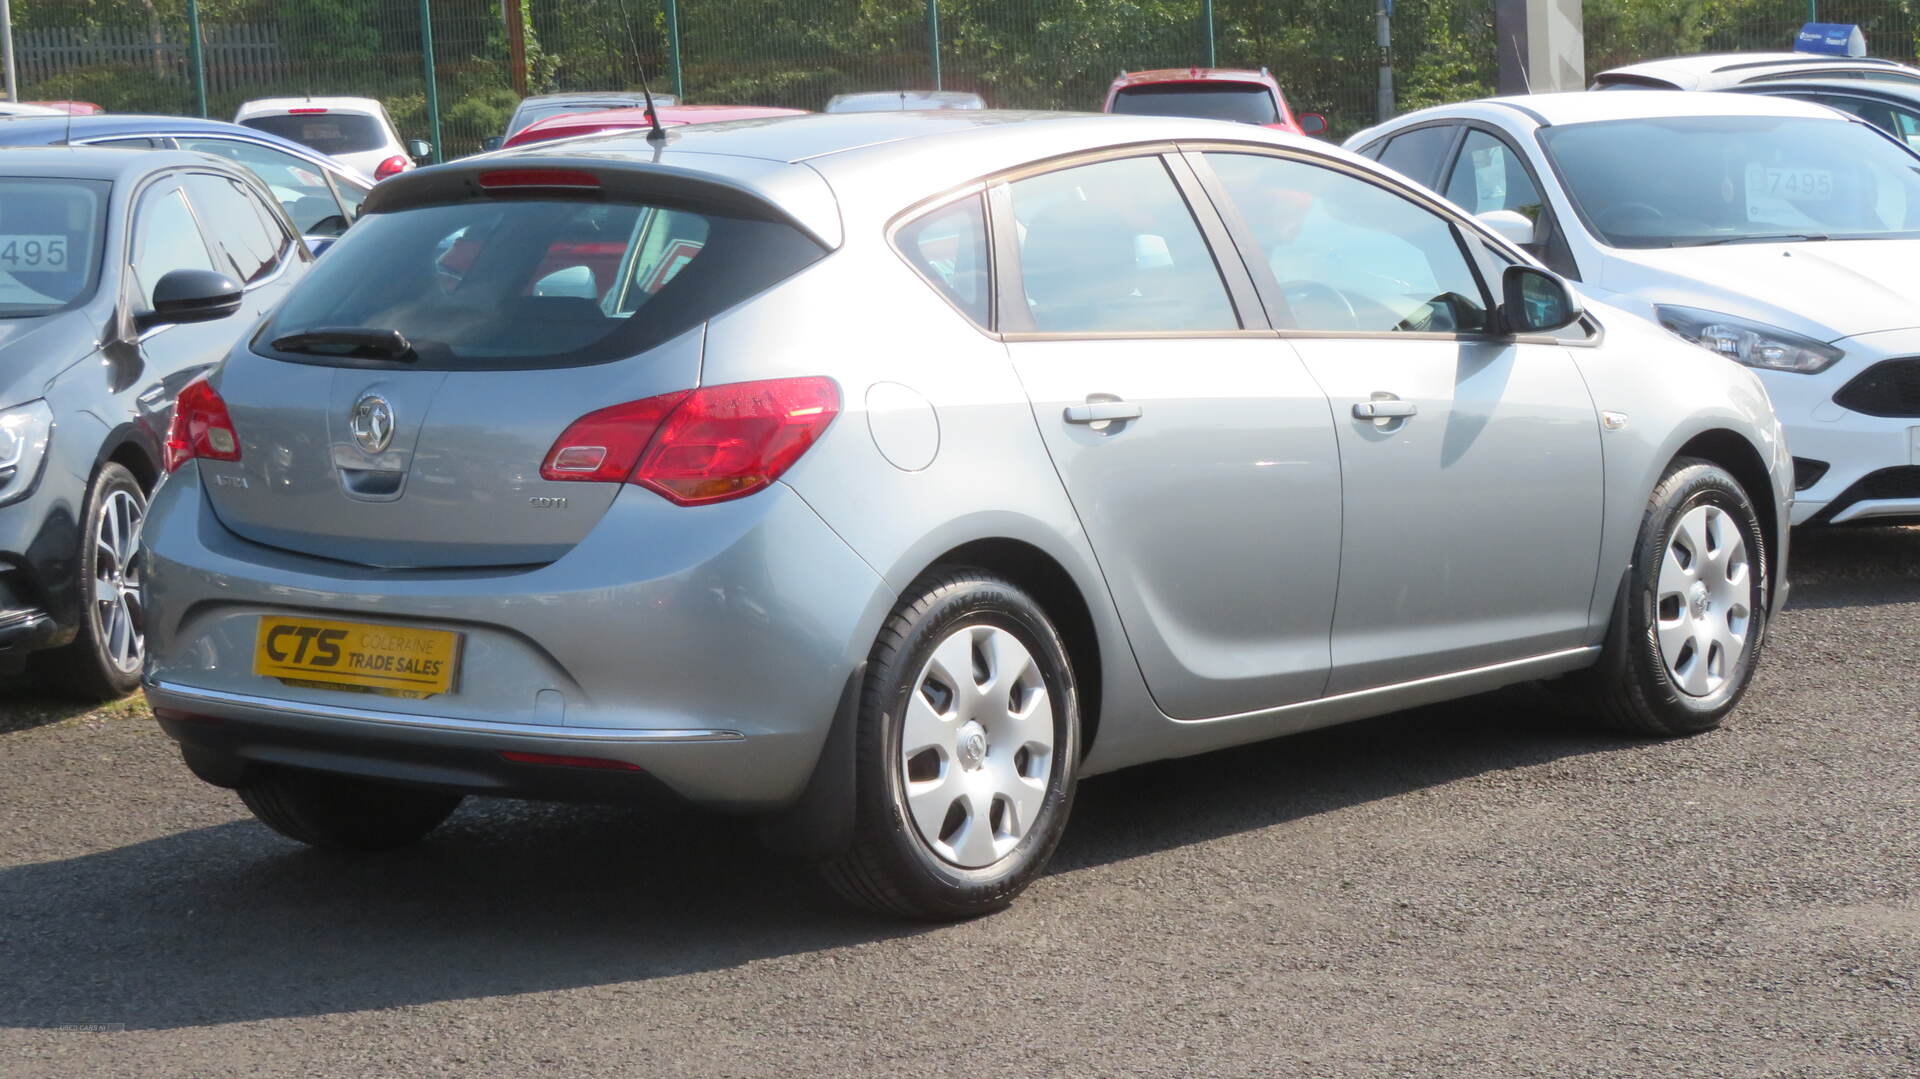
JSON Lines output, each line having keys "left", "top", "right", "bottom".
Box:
{"left": 260, "top": 197, "right": 824, "bottom": 369}
{"left": 1802, "top": 94, "right": 1920, "bottom": 150}
{"left": 894, "top": 194, "right": 990, "bottom": 326}
{"left": 176, "top": 137, "right": 347, "bottom": 236}
{"left": 0, "top": 177, "right": 108, "bottom": 317}
{"left": 132, "top": 187, "right": 215, "bottom": 306}
{"left": 1444, "top": 129, "right": 1546, "bottom": 224}
{"left": 1539, "top": 114, "right": 1920, "bottom": 247}
{"left": 1007, "top": 155, "right": 1237, "bottom": 334}
{"left": 1206, "top": 151, "right": 1491, "bottom": 334}
{"left": 1109, "top": 83, "right": 1279, "bottom": 126}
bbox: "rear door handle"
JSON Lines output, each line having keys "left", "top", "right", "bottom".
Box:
{"left": 1064, "top": 401, "right": 1144, "bottom": 424}
{"left": 1352, "top": 399, "right": 1418, "bottom": 419}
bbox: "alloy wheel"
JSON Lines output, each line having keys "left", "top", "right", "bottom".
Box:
{"left": 900, "top": 623, "right": 1055, "bottom": 868}
{"left": 90, "top": 487, "right": 146, "bottom": 674}
{"left": 1654, "top": 504, "right": 1750, "bottom": 697}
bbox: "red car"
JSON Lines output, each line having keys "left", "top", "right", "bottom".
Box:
{"left": 1103, "top": 68, "right": 1325, "bottom": 136}
{"left": 501, "top": 104, "right": 809, "bottom": 149}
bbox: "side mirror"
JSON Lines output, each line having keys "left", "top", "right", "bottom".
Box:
{"left": 1501, "top": 265, "right": 1582, "bottom": 335}
{"left": 140, "top": 268, "right": 243, "bottom": 329}
{"left": 1477, "top": 209, "right": 1537, "bottom": 248}
{"left": 1296, "top": 112, "right": 1329, "bottom": 136}
{"left": 480, "top": 135, "right": 504, "bottom": 152}
{"left": 406, "top": 138, "right": 433, "bottom": 161}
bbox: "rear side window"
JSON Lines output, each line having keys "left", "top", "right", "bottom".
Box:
{"left": 1008, "top": 155, "right": 1238, "bottom": 334}
{"left": 183, "top": 173, "right": 282, "bottom": 283}
{"left": 177, "top": 137, "right": 346, "bottom": 236}
{"left": 1375, "top": 125, "right": 1458, "bottom": 187}
{"left": 894, "top": 194, "right": 990, "bottom": 327}
{"left": 259, "top": 197, "right": 825, "bottom": 370}
{"left": 240, "top": 113, "right": 386, "bottom": 154}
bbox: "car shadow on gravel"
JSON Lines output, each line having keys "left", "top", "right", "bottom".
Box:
{"left": 1781, "top": 524, "right": 1920, "bottom": 610}
{"left": 0, "top": 677, "right": 135, "bottom": 734}
{"left": 0, "top": 684, "right": 1625, "bottom": 1032}
{"left": 2, "top": 526, "right": 1911, "bottom": 1032}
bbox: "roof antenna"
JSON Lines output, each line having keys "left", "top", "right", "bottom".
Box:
{"left": 639, "top": 67, "right": 668, "bottom": 143}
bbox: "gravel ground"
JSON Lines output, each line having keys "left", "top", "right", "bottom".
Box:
{"left": 2, "top": 526, "right": 1916, "bottom": 1078}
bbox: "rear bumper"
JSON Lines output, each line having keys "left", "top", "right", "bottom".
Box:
{"left": 140, "top": 469, "right": 894, "bottom": 811}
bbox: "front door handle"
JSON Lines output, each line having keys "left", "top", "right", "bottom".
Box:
{"left": 1352, "top": 399, "right": 1418, "bottom": 419}
{"left": 1064, "top": 401, "right": 1144, "bottom": 424}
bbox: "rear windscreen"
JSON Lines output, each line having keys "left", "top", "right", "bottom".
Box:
{"left": 256, "top": 196, "right": 826, "bottom": 369}
{"left": 1110, "top": 83, "right": 1279, "bottom": 125}
{"left": 241, "top": 113, "right": 386, "bottom": 154}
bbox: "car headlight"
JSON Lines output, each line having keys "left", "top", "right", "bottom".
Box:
{"left": 1655, "top": 306, "right": 1843, "bottom": 374}
{"left": 0, "top": 400, "right": 55, "bottom": 507}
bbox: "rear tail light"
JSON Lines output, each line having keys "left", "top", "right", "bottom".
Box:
{"left": 164, "top": 375, "right": 241, "bottom": 473}
{"left": 374, "top": 154, "right": 411, "bottom": 180}
{"left": 541, "top": 376, "right": 839, "bottom": 505}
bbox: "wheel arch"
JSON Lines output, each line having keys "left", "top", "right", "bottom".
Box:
{"left": 1670, "top": 427, "right": 1780, "bottom": 598}
{"left": 94, "top": 421, "right": 162, "bottom": 493}
{"left": 920, "top": 537, "right": 1105, "bottom": 760}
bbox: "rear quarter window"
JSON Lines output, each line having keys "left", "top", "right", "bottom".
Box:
{"left": 257, "top": 196, "right": 825, "bottom": 370}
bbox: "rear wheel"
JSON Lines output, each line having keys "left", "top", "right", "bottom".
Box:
{"left": 1571, "top": 457, "right": 1768, "bottom": 736}
{"left": 40, "top": 463, "right": 147, "bottom": 701}
{"left": 238, "top": 768, "right": 463, "bottom": 851}
{"left": 820, "top": 569, "right": 1079, "bottom": 920}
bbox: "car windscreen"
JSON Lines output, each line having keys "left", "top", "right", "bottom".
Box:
{"left": 0, "top": 178, "right": 108, "bottom": 318}
{"left": 240, "top": 113, "right": 386, "bottom": 154}
{"left": 1539, "top": 115, "right": 1920, "bottom": 248}
{"left": 256, "top": 196, "right": 825, "bottom": 370}
{"left": 1109, "top": 83, "right": 1279, "bottom": 125}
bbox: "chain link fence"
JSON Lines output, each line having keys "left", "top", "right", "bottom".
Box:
{"left": 10, "top": 0, "right": 1918, "bottom": 160}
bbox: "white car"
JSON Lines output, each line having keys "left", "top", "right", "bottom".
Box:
{"left": 823, "top": 90, "right": 986, "bottom": 112}
{"left": 235, "top": 97, "right": 424, "bottom": 180}
{"left": 1348, "top": 91, "right": 1920, "bottom": 527}
{"left": 0, "top": 102, "right": 66, "bottom": 117}
{"left": 1592, "top": 51, "right": 1920, "bottom": 91}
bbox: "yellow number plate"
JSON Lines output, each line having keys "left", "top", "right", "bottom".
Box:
{"left": 254, "top": 616, "right": 461, "bottom": 698}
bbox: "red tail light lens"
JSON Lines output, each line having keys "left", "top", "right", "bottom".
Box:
{"left": 540, "top": 377, "right": 839, "bottom": 505}
{"left": 374, "top": 154, "right": 410, "bottom": 180}
{"left": 164, "top": 375, "right": 241, "bottom": 473}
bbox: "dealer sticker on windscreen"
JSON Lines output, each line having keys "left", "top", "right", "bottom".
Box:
{"left": 1745, "top": 163, "right": 1834, "bottom": 209}
{"left": 0, "top": 235, "right": 69, "bottom": 272}
{"left": 254, "top": 615, "right": 461, "bottom": 698}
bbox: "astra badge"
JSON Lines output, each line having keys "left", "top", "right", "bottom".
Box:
{"left": 349, "top": 393, "right": 396, "bottom": 454}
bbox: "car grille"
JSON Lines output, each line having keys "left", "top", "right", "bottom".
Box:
{"left": 1833, "top": 357, "right": 1920, "bottom": 417}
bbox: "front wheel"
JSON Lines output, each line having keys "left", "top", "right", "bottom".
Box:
{"left": 1571, "top": 457, "right": 1769, "bottom": 736}
{"left": 39, "top": 463, "right": 147, "bottom": 700}
{"left": 819, "top": 569, "right": 1079, "bottom": 920}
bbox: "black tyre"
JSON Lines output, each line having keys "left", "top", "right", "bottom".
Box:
{"left": 1573, "top": 457, "right": 1769, "bottom": 737}
{"left": 39, "top": 462, "right": 147, "bottom": 701}
{"left": 238, "top": 768, "right": 463, "bottom": 851}
{"left": 820, "top": 569, "right": 1080, "bottom": 920}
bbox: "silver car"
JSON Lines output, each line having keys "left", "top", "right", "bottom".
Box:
{"left": 140, "top": 112, "right": 1792, "bottom": 919}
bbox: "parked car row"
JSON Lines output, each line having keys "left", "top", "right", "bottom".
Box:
{"left": 1, "top": 42, "right": 1913, "bottom": 921}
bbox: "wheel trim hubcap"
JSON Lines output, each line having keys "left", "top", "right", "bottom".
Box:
{"left": 1655, "top": 504, "right": 1750, "bottom": 698}
{"left": 900, "top": 623, "right": 1054, "bottom": 869}
{"left": 91, "top": 488, "right": 146, "bottom": 674}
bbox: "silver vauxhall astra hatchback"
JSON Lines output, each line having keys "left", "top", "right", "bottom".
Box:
{"left": 141, "top": 111, "right": 1793, "bottom": 919}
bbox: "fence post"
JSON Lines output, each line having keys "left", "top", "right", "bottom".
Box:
{"left": 1375, "top": 0, "right": 1394, "bottom": 122}
{"left": 666, "top": 0, "right": 684, "bottom": 98}
{"left": 926, "top": 0, "right": 941, "bottom": 90}
{"left": 1203, "top": 0, "right": 1215, "bottom": 67}
{"left": 0, "top": 0, "right": 16, "bottom": 104}
{"left": 505, "top": 0, "right": 527, "bottom": 96}
{"left": 419, "top": 0, "right": 443, "bottom": 162}
{"left": 187, "top": 0, "right": 208, "bottom": 117}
